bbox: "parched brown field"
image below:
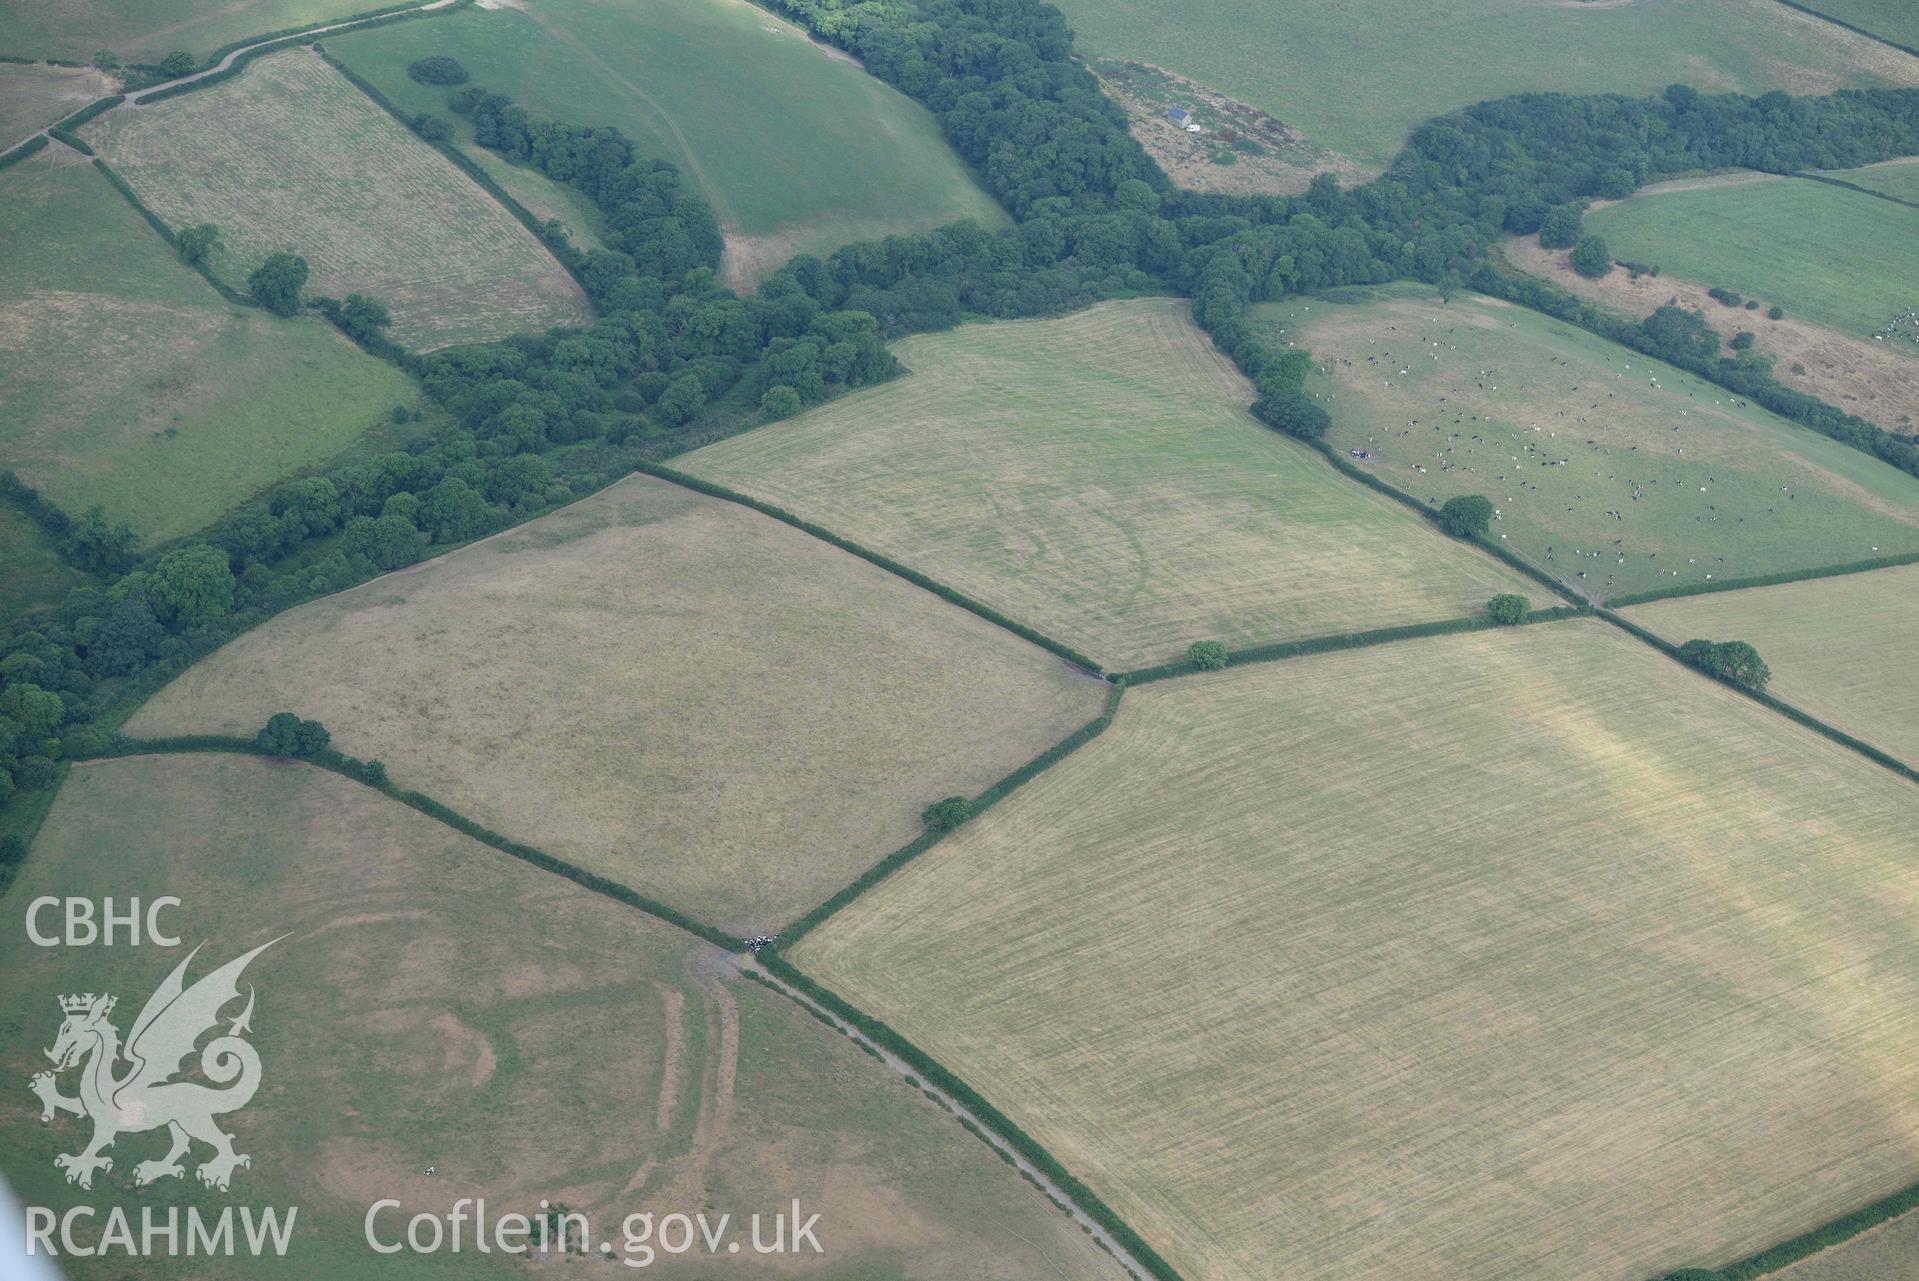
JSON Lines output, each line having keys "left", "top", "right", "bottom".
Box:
{"left": 128, "top": 474, "right": 1105, "bottom": 931}
{"left": 83, "top": 50, "right": 590, "bottom": 348}
{"left": 683, "top": 299, "right": 1533, "bottom": 670}
{"left": 1503, "top": 232, "right": 1919, "bottom": 433}
{"left": 0, "top": 61, "right": 110, "bottom": 142}
{"left": 0, "top": 753, "right": 1123, "bottom": 1280}
{"left": 1625, "top": 562, "right": 1919, "bottom": 767}
{"left": 1781, "top": 1207, "right": 1919, "bottom": 1280}
{"left": 796, "top": 620, "right": 1919, "bottom": 1281}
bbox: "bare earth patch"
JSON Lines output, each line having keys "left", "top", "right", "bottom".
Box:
{"left": 1503, "top": 234, "right": 1919, "bottom": 432}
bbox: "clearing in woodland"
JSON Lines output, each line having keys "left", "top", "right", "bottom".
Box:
{"left": 0, "top": 752, "right": 1125, "bottom": 1281}
{"left": 324, "top": 0, "right": 1010, "bottom": 292}
{"left": 1624, "top": 562, "right": 1919, "bottom": 767}
{"left": 127, "top": 474, "right": 1105, "bottom": 932}
{"left": 1049, "top": 0, "right": 1919, "bottom": 174}
{"left": 0, "top": 151, "right": 418, "bottom": 545}
{"left": 83, "top": 49, "right": 591, "bottom": 349}
{"left": 682, "top": 298, "right": 1533, "bottom": 670}
{"left": 1257, "top": 285, "right": 1919, "bottom": 598}
{"left": 1583, "top": 172, "right": 1919, "bottom": 345}
{"left": 795, "top": 619, "right": 1919, "bottom": 1281}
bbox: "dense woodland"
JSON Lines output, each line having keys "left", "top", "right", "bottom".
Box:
{"left": 6, "top": 0, "right": 1919, "bottom": 855}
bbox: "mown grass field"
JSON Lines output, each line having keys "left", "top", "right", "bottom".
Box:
{"left": 0, "top": 505, "right": 79, "bottom": 617}
{"left": 325, "top": 0, "right": 1010, "bottom": 291}
{"left": 0, "top": 151, "right": 418, "bottom": 544}
{"left": 1585, "top": 174, "right": 1919, "bottom": 342}
{"left": 796, "top": 619, "right": 1919, "bottom": 1281}
{"left": 1256, "top": 286, "right": 1919, "bottom": 597}
{"left": 0, "top": 61, "right": 110, "bottom": 143}
{"left": 0, "top": 0, "right": 381, "bottom": 64}
{"left": 0, "top": 753, "right": 1124, "bottom": 1281}
{"left": 1625, "top": 563, "right": 1919, "bottom": 766}
{"left": 1048, "top": 0, "right": 1919, "bottom": 174}
{"left": 83, "top": 50, "right": 591, "bottom": 348}
{"left": 1795, "top": 0, "right": 1919, "bottom": 51}
{"left": 1816, "top": 155, "right": 1919, "bottom": 203}
{"left": 683, "top": 298, "right": 1532, "bottom": 669}
{"left": 128, "top": 474, "right": 1104, "bottom": 931}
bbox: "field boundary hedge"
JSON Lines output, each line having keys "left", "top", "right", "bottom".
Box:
{"left": 1770, "top": 0, "right": 1919, "bottom": 60}
{"left": 0, "top": 134, "right": 47, "bottom": 169}
{"left": 1607, "top": 551, "right": 1919, "bottom": 607}
{"left": 90, "top": 158, "right": 258, "bottom": 307}
{"left": 48, "top": 128, "right": 92, "bottom": 155}
{"left": 316, "top": 49, "right": 592, "bottom": 293}
{"left": 1787, "top": 168, "right": 1919, "bottom": 211}
{"left": 1117, "top": 605, "right": 1589, "bottom": 684}
{"left": 1599, "top": 610, "right": 1919, "bottom": 784}
{"left": 1709, "top": 1177, "right": 1919, "bottom": 1279}
{"left": 83, "top": 737, "right": 740, "bottom": 948}
{"left": 633, "top": 462, "right": 1108, "bottom": 675}
{"left": 757, "top": 953, "right": 1184, "bottom": 1281}
{"left": 775, "top": 680, "right": 1126, "bottom": 948}
{"left": 52, "top": 93, "right": 123, "bottom": 131}
{"left": 200, "top": 0, "right": 432, "bottom": 69}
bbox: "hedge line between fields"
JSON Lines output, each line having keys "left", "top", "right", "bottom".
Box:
{"left": 1788, "top": 169, "right": 1919, "bottom": 211}
{"left": 88, "top": 737, "right": 740, "bottom": 948}
{"left": 1606, "top": 551, "right": 1919, "bottom": 607}
{"left": 757, "top": 953, "right": 1183, "bottom": 1281}
{"left": 199, "top": 0, "right": 433, "bottom": 69}
{"left": 90, "top": 158, "right": 259, "bottom": 307}
{"left": 52, "top": 92, "right": 122, "bottom": 130}
{"left": 634, "top": 462, "right": 1108, "bottom": 674}
{"left": 1599, "top": 611, "right": 1919, "bottom": 784}
{"left": 775, "top": 679, "right": 1127, "bottom": 948}
{"left": 1770, "top": 0, "right": 1919, "bottom": 61}
{"left": 316, "top": 48, "right": 591, "bottom": 292}
{"left": 48, "top": 128, "right": 92, "bottom": 155}
{"left": 1710, "top": 1177, "right": 1919, "bottom": 1279}
{"left": 1117, "top": 605, "right": 1590, "bottom": 685}
{"left": 0, "top": 134, "right": 47, "bottom": 169}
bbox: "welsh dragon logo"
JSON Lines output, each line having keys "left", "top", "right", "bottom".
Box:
{"left": 30, "top": 939, "right": 281, "bottom": 1192}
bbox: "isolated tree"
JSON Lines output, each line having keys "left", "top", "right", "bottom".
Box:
{"left": 407, "top": 55, "right": 468, "bottom": 85}
{"left": 921, "top": 796, "right": 971, "bottom": 832}
{"left": 255, "top": 712, "right": 330, "bottom": 758}
{"left": 175, "top": 223, "right": 220, "bottom": 266}
{"left": 1570, "top": 235, "right": 1612, "bottom": 278}
{"left": 1730, "top": 330, "right": 1754, "bottom": 351}
{"left": 248, "top": 252, "right": 309, "bottom": 316}
{"left": 91, "top": 50, "right": 119, "bottom": 71}
{"left": 1537, "top": 204, "right": 1582, "bottom": 250}
{"left": 1485, "top": 593, "right": 1529, "bottom": 625}
{"left": 1187, "top": 640, "right": 1230, "bottom": 670}
{"left": 759, "top": 384, "right": 802, "bottom": 421}
{"left": 147, "top": 545, "right": 235, "bottom": 625}
{"left": 158, "top": 51, "right": 195, "bottom": 77}
{"left": 1438, "top": 494, "right": 1494, "bottom": 538}
{"left": 1768, "top": 305, "right": 1784, "bottom": 320}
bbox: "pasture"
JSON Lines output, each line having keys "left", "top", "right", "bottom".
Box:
{"left": 1584, "top": 173, "right": 1919, "bottom": 343}
{"left": 0, "top": 0, "right": 378, "bottom": 64}
{"left": 1048, "top": 0, "right": 1919, "bottom": 174}
{"left": 682, "top": 298, "right": 1532, "bottom": 669}
{"left": 0, "top": 752, "right": 1123, "bottom": 1280}
{"left": 127, "top": 474, "right": 1105, "bottom": 931}
{"left": 795, "top": 619, "right": 1919, "bottom": 1281}
{"left": 1624, "top": 562, "right": 1919, "bottom": 766}
{"left": 1794, "top": 0, "right": 1919, "bottom": 51}
{"left": 0, "top": 62, "right": 110, "bottom": 144}
{"left": 1256, "top": 286, "right": 1919, "bottom": 598}
{"left": 83, "top": 50, "right": 591, "bottom": 348}
{"left": 324, "top": 0, "right": 1010, "bottom": 291}
{"left": 0, "top": 506, "right": 78, "bottom": 617}
{"left": 0, "top": 151, "right": 417, "bottom": 544}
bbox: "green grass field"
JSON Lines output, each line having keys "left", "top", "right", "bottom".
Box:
{"left": 1256, "top": 286, "right": 1919, "bottom": 598}
{"left": 128, "top": 474, "right": 1105, "bottom": 931}
{"left": 0, "top": 0, "right": 379, "bottom": 64}
{"left": 1624, "top": 563, "right": 1919, "bottom": 766}
{"left": 0, "top": 61, "right": 110, "bottom": 143}
{"left": 0, "top": 151, "right": 419, "bottom": 544}
{"left": 1795, "top": 0, "right": 1919, "bottom": 51}
{"left": 0, "top": 753, "right": 1124, "bottom": 1280}
{"left": 1048, "top": 0, "right": 1919, "bottom": 173}
{"left": 325, "top": 0, "right": 1010, "bottom": 290}
{"left": 683, "top": 298, "right": 1533, "bottom": 669}
{"left": 1585, "top": 174, "right": 1919, "bottom": 342}
{"left": 796, "top": 619, "right": 1919, "bottom": 1281}
{"left": 0, "top": 504, "right": 79, "bottom": 617}
{"left": 1816, "top": 155, "right": 1919, "bottom": 203}
{"left": 84, "top": 50, "right": 591, "bottom": 348}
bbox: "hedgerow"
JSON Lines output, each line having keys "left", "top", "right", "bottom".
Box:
{"left": 52, "top": 93, "right": 122, "bottom": 130}
{"left": 47, "top": 128, "right": 91, "bottom": 155}
{"left": 1607, "top": 552, "right": 1919, "bottom": 608}
{"left": 90, "top": 158, "right": 257, "bottom": 307}
{"left": 0, "top": 135, "right": 47, "bottom": 169}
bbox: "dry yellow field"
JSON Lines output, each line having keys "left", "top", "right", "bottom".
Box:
{"left": 129, "top": 475, "right": 1105, "bottom": 931}
{"left": 796, "top": 620, "right": 1919, "bottom": 1281}
{"left": 0, "top": 753, "right": 1123, "bottom": 1281}
{"left": 1625, "top": 563, "right": 1919, "bottom": 767}
{"left": 682, "top": 298, "right": 1533, "bottom": 670}
{"left": 84, "top": 50, "right": 589, "bottom": 348}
